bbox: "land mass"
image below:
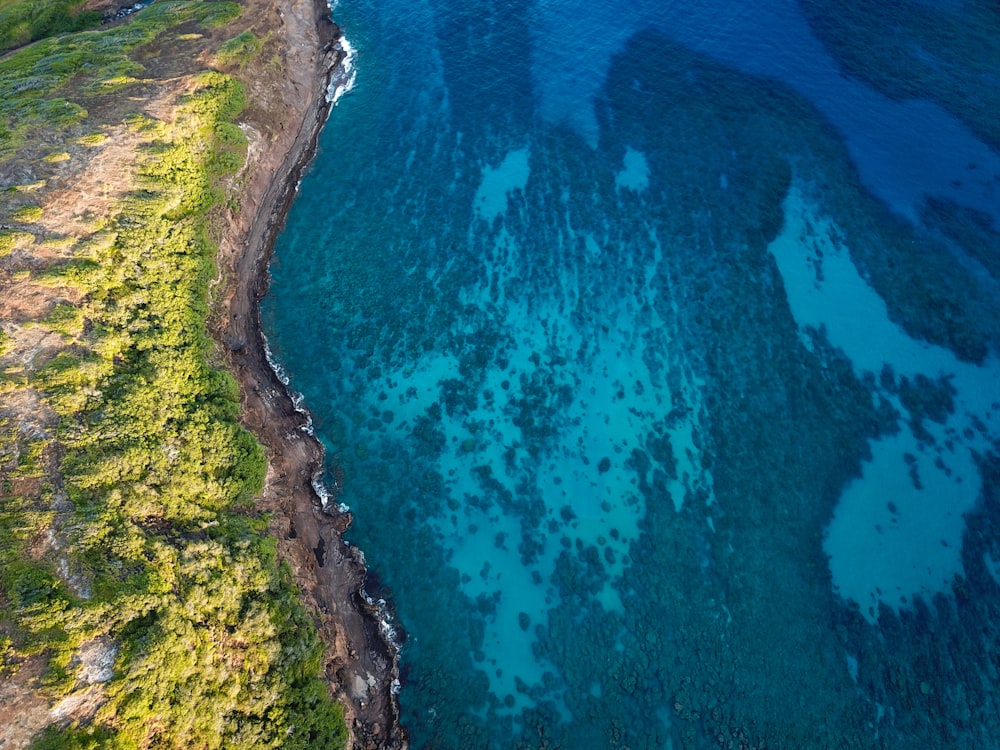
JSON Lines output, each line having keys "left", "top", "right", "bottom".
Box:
{"left": 0, "top": 0, "right": 403, "bottom": 746}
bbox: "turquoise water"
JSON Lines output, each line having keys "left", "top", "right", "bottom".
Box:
{"left": 262, "top": 1, "right": 1000, "bottom": 746}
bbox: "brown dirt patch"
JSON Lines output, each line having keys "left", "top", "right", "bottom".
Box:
{"left": 0, "top": 657, "right": 51, "bottom": 750}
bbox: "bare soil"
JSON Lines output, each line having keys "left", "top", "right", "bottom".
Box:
{"left": 0, "top": 657, "right": 50, "bottom": 750}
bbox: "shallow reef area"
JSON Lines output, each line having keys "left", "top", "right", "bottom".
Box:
{"left": 264, "top": 1, "right": 1000, "bottom": 747}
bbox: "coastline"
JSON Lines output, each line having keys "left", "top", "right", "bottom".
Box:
{"left": 210, "top": 0, "right": 405, "bottom": 747}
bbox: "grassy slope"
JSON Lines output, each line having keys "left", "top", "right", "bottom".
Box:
{"left": 0, "top": 0, "right": 100, "bottom": 54}
{"left": 0, "top": 2, "right": 348, "bottom": 747}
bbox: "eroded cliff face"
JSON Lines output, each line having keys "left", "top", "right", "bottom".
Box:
{"left": 0, "top": 0, "right": 402, "bottom": 746}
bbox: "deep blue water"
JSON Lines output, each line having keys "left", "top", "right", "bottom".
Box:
{"left": 263, "top": 1, "right": 1000, "bottom": 747}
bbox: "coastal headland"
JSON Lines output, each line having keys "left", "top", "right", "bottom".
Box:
{"left": 0, "top": 0, "right": 403, "bottom": 745}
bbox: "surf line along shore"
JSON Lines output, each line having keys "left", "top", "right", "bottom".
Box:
{"left": 209, "top": 0, "right": 405, "bottom": 746}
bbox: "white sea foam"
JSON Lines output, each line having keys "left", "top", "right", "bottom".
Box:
{"left": 313, "top": 468, "right": 349, "bottom": 513}
{"left": 310, "top": 475, "right": 339, "bottom": 512}
{"left": 263, "top": 336, "right": 316, "bottom": 429}
{"left": 261, "top": 332, "right": 289, "bottom": 385}
{"left": 262, "top": 334, "right": 347, "bottom": 512}
{"left": 326, "top": 35, "right": 357, "bottom": 106}
{"left": 359, "top": 590, "right": 403, "bottom": 652}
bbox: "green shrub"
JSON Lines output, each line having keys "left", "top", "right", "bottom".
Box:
{"left": 215, "top": 30, "right": 261, "bottom": 67}
{"left": 29, "top": 724, "right": 116, "bottom": 750}
{"left": 214, "top": 121, "right": 247, "bottom": 146}
{"left": 121, "top": 112, "right": 160, "bottom": 135}
{"left": 0, "top": 0, "right": 100, "bottom": 54}
{"left": 75, "top": 132, "right": 105, "bottom": 146}
{"left": 198, "top": 1, "right": 241, "bottom": 29}
{"left": 11, "top": 204, "right": 42, "bottom": 222}
{"left": 12, "top": 180, "right": 45, "bottom": 192}
{"left": 40, "top": 303, "right": 83, "bottom": 339}
{"left": 2, "top": 560, "right": 63, "bottom": 611}
{"left": 209, "top": 148, "right": 242, "bottom": 175}
{"left": 0, "top": 230, "right": 33, "bottom": 255}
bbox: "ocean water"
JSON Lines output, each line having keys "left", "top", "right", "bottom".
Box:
{"left": 262, "top": 0, "right": 1000, "bottom": 747}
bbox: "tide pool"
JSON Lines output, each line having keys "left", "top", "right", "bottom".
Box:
{"left": 263, "top": 0, "right": 1000, "bottom": 746}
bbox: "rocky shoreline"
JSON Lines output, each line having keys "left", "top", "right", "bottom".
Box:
{"left": 210, "top": 0, "right": 405, "bottom": 747}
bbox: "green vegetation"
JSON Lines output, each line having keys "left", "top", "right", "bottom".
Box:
{"left": 0, "top": 0, "right": 100, "bottom": 53}
{"left": 0, "top": 4, "right": 349, "bottom": 747}
{"left": 0, "top": 230, "right": 33, "bottom": 256}
{"left": 11, "top": 204, "right": 43, "bottom": 222}
{"left": 39, "top": 235, "right": 77, "bottom": 252}
{"left": 0, "top": 1, "right": 240, "bottom": 160}
{"left": 75, "top": 132, "right": 107, "bottom": 146}
{"left": 215, "top": 30, "right": 262, "bottom": 67}
{"left": 12, "top": 180, "right": 46, "bottom": 192}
